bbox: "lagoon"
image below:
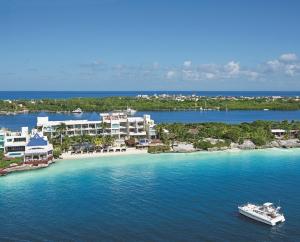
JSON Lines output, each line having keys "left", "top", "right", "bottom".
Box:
{"left": 1, "top": 110, "right": 300, "bottom": 131}
{"left": 0, "top": 149, "right": 300, "bottom": 241}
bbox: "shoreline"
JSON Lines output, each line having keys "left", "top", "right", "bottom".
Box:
{"left": 2, "top": 108, "right": 300, "bottom": 116}
{"left": 60, "top": 148, "right": 148, "bottom": 160}
{"left": 1, "top": 146, "right": 300, "bottom": 177}
{"left": 60, "top": 146, "right": 300, "bottom": 161}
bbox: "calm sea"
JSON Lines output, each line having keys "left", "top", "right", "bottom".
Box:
{"left": 0, "top": 149, "right": 299, "bottom": 241}
{"left": 1, "top": 110, "right": 300, "bottom": 131}
{"left": 0, "top": 91, "right": 300, "bottom": 99}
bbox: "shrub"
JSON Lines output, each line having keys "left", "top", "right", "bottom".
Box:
{"left": 193, "top": 140, "right": 214, "bottom": 150}
{"left": 148, "top": 145, "right": 170, "bottom": 154}
{"left": 53, "top": 147, "right": 62, "bottom": 159}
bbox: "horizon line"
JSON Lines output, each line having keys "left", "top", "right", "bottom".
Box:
{"left": 1, "top": 90, "right": 300, "bottom": 92}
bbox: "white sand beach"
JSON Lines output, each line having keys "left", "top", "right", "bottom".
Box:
{"left": 60, "top": 148, "right": 148, "bottom": 160}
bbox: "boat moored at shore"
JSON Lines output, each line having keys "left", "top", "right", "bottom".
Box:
{"left": 72, "top": 108, "right": 83, "bottom": 114}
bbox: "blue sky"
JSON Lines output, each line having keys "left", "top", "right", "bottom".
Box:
{"left": 1, "top": 0, "right": 300, "bottom": 91}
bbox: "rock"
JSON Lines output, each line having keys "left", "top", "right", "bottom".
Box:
{"left": 231, "top": 140, "right": 256, "bottom": 150}
{"left": 203, "top": 138, "right": 225, "bottom": 145}
{"left": 277, "top": 139, "right": 300, "bottom": 148}
{"left": 265, "top": 140, "right": 280, "bottom": 148}
{"left": 239, "top": 140, "right": 256, "bottom": 150}
{"left": 172, "top": 143, "right": 196, "bottom": 152}
{"left": 230, "top": 143, "right": 239, "bottom": 149}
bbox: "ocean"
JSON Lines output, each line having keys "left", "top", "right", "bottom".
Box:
{"left": 0, "top": 149, "right": 299, "bottom": 241}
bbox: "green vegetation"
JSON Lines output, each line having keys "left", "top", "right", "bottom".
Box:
{"left": 193, "top": 140, "right": 230, "bottom": 150}
{"left": 148, "top": 145, "right": 170, "bottom": 154}
{"left": 49, "top": 134, "right": 117, "bottom": 158}
{"left": 0, "top": 151, "right": 23, "bottom": 169}
{"left": 1, "top": 96, "right": 300, "bottom": 113}
{"left": 156, "top": 120, "right": 300, "bottom": 150}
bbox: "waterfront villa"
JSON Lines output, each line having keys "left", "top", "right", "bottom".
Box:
{"left": 24, "top": 133, "right": 53, "bottom": 163}
{"left": 271, "top": 129, "right": 299, "bottom": 139}
{"left": 37, "top": 112, "right": 156, "bottom": 140}
{"left": 4, "top": 127, "right": 29, "bottom": 158}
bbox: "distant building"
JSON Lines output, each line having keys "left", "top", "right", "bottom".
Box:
{"left": 24, "top": 133, "right": 53, "bottom": 163}
{"left": 37, "top": 112, "right": 156, "bottom": 140}
{"left": 271, "top": 129, "right": 299, "bottom": 139}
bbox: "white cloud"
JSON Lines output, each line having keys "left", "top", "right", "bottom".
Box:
{"left": 279, "top": 53, "right": 298, "bottom": 62}
{"left": 183, "top": 60, "right": 192, "bottom": 68}
{"left": 78, "top": 52, "right": 299, "bottom": 83}
{"left": 285, "top": 64, "right": 300, "bottom": 76}
{"left": 166, "top": 70, "right": 176, "bottom": 79}
{"left": 224, "top": 61, "right": 240, "bottom": 75}
{"left": 264, "top": 53, "right": 300, "bottom": 76}
{"left": 266, "top": 59, "right": 281, "bottom": 71}
{"left": 205, "top": 73, "right": 215, "bottom": 79}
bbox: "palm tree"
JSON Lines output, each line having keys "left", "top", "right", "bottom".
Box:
{"left": 282, "top": 120, "right": 291, "bottom": 139}
{"left": 92, "top": 136, "right": 103, "bottom": 147}
{"left": 61, "top": 136, "right": 71, "bottom": 152}
{"left": 103, "top": 135, "right": 115, "bottom": 147}
{"left": 101, "top": 121, "right": 110, "bottom": 136}
{"left": 156, "top": 125, "right": 164, "bottom": 140}
{"left": 56, "top": 123, "right": 67, "bottom": 145}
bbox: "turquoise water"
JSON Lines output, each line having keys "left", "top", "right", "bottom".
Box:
{"left": 1, "top": 149, "right": 300, "bottom": 241}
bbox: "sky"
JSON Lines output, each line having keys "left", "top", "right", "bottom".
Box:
{"left": 1, "top": 0, "right": 300, "bottom": 91}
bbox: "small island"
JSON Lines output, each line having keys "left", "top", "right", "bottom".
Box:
{"left": 1, "top": 94, "right": 300, "bottom": 114}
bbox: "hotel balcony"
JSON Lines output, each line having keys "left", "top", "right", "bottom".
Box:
{"left": 129, "top": 131, "right": 146, "bottom": 136}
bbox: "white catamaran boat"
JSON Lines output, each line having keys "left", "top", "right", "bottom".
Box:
{"left": 238, "top": 202, "right": 285, "bottom": 226}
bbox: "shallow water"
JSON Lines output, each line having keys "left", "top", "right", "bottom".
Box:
{"left": 1, "top": 149, "right": 300, "bottom": 241}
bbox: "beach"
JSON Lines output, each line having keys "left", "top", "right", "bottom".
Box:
{"left": 60, "top": 147, "right": 148, "bottom": 160}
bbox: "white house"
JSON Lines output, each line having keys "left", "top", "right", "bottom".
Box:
{"left": 4, "top": 127, "right": 29, "bottom": 158}
{"left": 24, "top": 133, "right": 53, "bottom": 163}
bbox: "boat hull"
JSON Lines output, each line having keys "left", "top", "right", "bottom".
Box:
{"left": 239, "top": 208, "right": 284, "bottom": 226}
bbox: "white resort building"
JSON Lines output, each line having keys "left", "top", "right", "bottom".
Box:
{"left": 2, "top": 127, "right": 53, "bottom": 162}
{"left": 4, "top": 127, "right": 29, "bottom": 158}
{"left": 24, "top": 133, "right": 53, "bottom": 163}
{"left": 37, "top": 112, "right": 157, "bottom": 140}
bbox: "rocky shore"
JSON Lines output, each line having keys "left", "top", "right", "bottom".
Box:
{"left": 0, "top": 160, "right": 55, "bottom": 176}
{"left": 172, "top": 139, "right": 300, "bottom": 153}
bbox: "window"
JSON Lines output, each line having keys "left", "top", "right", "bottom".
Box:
{"left": 14, "top": 138, "right": 26, "bottom": 142}
{"left": 6, "top": 146, "right": 25, "bottom": 152}
{"left": 112, "top": 124, "right": 120, "bottom": 129}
